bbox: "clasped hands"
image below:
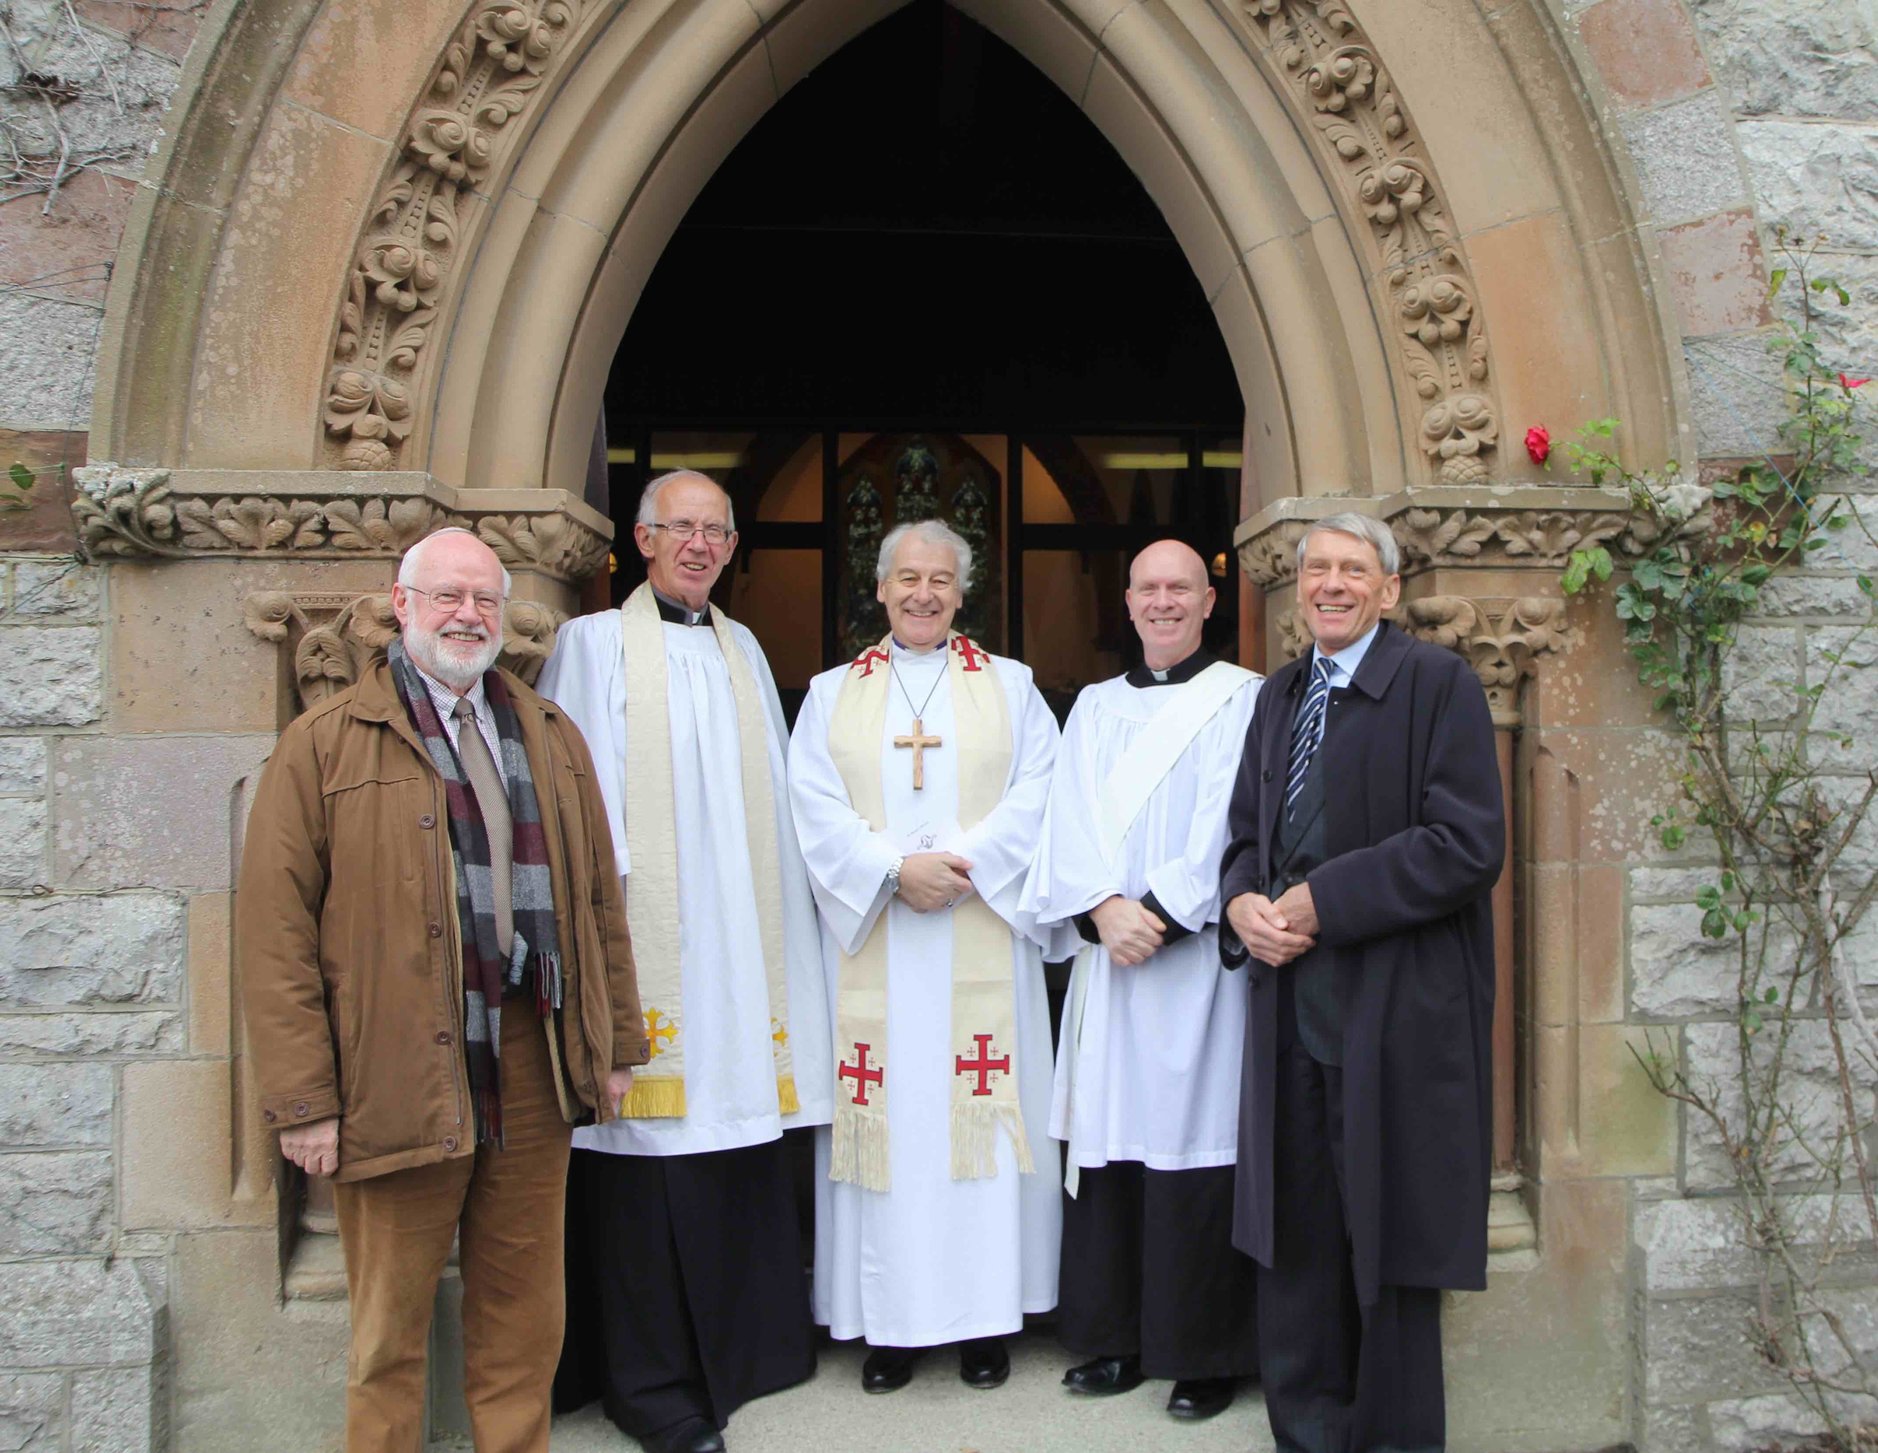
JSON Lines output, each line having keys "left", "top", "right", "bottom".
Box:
{"left": 1225, "top": 883, "right": 1319, "bottom": 966}
{"left": 897, "top": 851, "right": 976, "bottom": 913}
{"left": 1091, "top": 895, "right": 1165, "bottom": 967}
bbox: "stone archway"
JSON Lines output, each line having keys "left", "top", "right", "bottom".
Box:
{"left": 73, "top": 4, "right": 1708, "bottom": 1449}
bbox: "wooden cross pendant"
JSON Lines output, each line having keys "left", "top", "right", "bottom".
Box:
{"left": 893, "top": 716, "right": 943, "bottom": 790}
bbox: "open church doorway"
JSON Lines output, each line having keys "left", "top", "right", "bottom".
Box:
{"left": 590, "top": 0, "right": 1246, "bottom": 726}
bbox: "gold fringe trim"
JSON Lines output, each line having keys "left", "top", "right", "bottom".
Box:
{"left": 829, "top": 1104, "right": 891, "bottom": 1191}
{"left": 619, "top": 1075, "right": 687, "bottom": 1119}
{"left": 776, "top": 1074, "right": 799, "bottom": 1116}
{"left": 948, "top": 1102, "right": 1036, "bottom": 1181}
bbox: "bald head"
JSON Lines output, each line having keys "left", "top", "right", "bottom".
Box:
{"left": 1126, "top": 539, "right": 1215, "bottom": 670}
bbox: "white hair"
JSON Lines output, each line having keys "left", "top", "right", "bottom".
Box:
{"left": 875, "top": 519, "right": 974, "bottom": 593}
{"left": 636, "top": 470, "right": 737, "bottom": 533}
{"left": 398, "top": 526, "right": 513, "bottom": 595}
{"left": 1297, "top": 512, "right": 1400, "bottom": 576}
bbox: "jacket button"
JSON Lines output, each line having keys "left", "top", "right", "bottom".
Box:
{"left": 427, "top": 922, "right": 442, "bottom": 939}
{"left": 292, "top": 1101, "right": 309, "bottom": 1117}
{"left": 1261, "top": 769, "right": 1272, "bottom": 782}
{"left": 263, "top": 1110, "right": 277, "bottom": 1124}
{"left": 419, "top": 813, "right": 436, "bottom": 829}
{"left": 442, "top": 1136, "right": 458, "bottom": 1152}
{"left": 435, "top": 1031, "right": 452, "bottom": 1045}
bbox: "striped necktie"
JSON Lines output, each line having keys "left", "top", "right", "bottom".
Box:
{"left": 1285, "top": 656, "right": 1334, "bottom": 819}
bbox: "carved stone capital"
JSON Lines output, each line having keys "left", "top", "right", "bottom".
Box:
{"left": 1402, "top": 595, "right": 1569, "bottom": 720}
{"left": 243, "top": 590, "right": 565, "bottom": 712}
{"left": 72, "top": 465, "right": 613, "bottom": 584}
{"left": 1271, "top": 594, "right": 1568, "bottom": 722}
{"left": 1235, "top": 485, "right": 1642, "bottom": 587}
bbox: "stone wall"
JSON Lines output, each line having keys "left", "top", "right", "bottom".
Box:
{"left": 1572, "top": 0, "right": 1878, "bottom": 1445}
{"left": 0, "top": 6, "right": 210, "bottom": 1451}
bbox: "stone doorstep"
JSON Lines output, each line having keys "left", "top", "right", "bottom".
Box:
{"left": 284, "top": 1229, "right": 465, "bottom": 1302}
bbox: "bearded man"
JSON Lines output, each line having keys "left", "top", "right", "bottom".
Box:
{"left": 238, "top": 526, "right": 649, "bottom": 1453}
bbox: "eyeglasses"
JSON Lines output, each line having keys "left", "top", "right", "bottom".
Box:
{"left": 645, "top": 520, "right": 734, "bottom": 547}
{"left": 405, "top": 585, "right": 506, "bottom": 616}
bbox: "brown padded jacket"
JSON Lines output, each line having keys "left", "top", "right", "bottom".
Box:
{"left": 236, "top": 656, "right": 650, "bottom": 1183}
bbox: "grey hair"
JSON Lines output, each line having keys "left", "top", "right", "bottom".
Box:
{"left": 875, "top": 519, "right": 974, "bottom": 593}
{"left": 397, "top": 526, "right": 513, "bottom": 596}
{"left": 1296, "top": 512, "right": 1400, "bottom": 576}
{"left": 636, "top": 470, "right": 737, "bottom": 533}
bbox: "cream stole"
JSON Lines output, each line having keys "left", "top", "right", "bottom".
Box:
{"left": 824, "top": 632, "right": 1035, "bottom": 1191}
{"left": 617, "top": 583, "right": 796, "bottom": 1118}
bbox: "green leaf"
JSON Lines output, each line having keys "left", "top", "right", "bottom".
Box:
{"left": 1767, "top": 267, "right": 1788, "bottom": 299}
{"left": 5, "top": 462, "right": 31, "bottom": 493}
{"left": 1763, "top": 986, "right": 1779, "bottom": 1004}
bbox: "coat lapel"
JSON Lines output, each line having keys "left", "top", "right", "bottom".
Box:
{"left": 1258, "top": 654, "right": 1310, "bottom": 858}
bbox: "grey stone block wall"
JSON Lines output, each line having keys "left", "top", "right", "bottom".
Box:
{"left": 1618, "top": 2, "right": 1878, "bottom": 1446}
{"left": 0, "top": 558, "right": 175, "bottom": 1451}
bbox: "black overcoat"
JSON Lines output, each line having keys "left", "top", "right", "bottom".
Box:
{"left": 1219, "top": 621, "right": 1503, "bottom": 1303}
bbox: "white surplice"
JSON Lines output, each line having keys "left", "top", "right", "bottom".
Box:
{"left": 1021, "top": 668, "right": 1258, "bottom": 1174}
{"left": 789, "top": 640, "right": 1062, "bottom": 1347}
{"left": 536, "top": 611, "right": 834, "bottom": 1157}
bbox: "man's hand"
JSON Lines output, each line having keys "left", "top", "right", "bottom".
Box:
{"left": 898, "top": 852, "right": 975, "bottom": 913}
{"left": 604, "top": 1066, "right": 635, "bottom": 1117}
{"left": 1090, "top": 895, "right": 1166, "bottom": 967}
{"left": 279, "top": 1116, "right": 340, "bottom": 1177}
{"left": 1225, "top": 891, "right": 1315, "bottom": 967}
{"left": 1271, "top": 883, "right": 1320, "bottom": 941}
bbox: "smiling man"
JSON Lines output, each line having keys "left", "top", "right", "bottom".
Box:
{"left": 789, "top": 519, "right": 1061, "bottom": 1396}
{"left": 1021, "top": 539, "right": 1262, "bottom": 1420}
{"left": 237, "top": 527, "right": 649, "bottom": 1453}
{"left": 1218, "top": 514, "right": 1504, "bottom": 1453}
{"left": 536, "top": 472, "right": 832, "bottom": 1453}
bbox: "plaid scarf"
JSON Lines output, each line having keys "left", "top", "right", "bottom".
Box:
{"left": 388, "top": 639, "right": 562, "bottom": 1146}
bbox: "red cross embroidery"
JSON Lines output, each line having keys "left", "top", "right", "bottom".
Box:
{"left": 954, "top": 1033, "right": 1011, "bottom": 1096}
{"left": 853, "top": 648, "right": 890, "bottom": 678}
{"left": 838, "top": 1042, "right": 884, "bottom": 1106}
{"left": 951, "top": 637, "right": 988, "bottom": 672}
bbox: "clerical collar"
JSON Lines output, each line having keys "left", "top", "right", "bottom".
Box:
{"left": 652, "top": 587, "right": 711, "bottom": 627}
{"left": 1125, "top": 646, "right": 1217, "bottom": 689}
{"left": 889, "top": 637, "right": 946, "bottom": 659}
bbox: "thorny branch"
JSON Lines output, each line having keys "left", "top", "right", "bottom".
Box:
{"left": 1580, "top": 232, "right": 1878, "bottom": 1450}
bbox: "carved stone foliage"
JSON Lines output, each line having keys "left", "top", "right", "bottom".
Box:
{"left": 323, "top": 1, "right": 595, "bottom": 471}
{"left": 1402, "top": 596, "right": 1568, "bottom": 718}
{"left": 243, "top": 591, "right": 565, "bottom": 710}
{"left": 1243, "top": 1, "right": 1497, "bottom": 484}
{"left": 70, "top": 464, "right": 611, "bottom": 583}
{"left": 1239, "top": 500, "right": 1662, "bottom": 588}
{"left": 1270, "top": 595, "right": 1568, "bottom": 719}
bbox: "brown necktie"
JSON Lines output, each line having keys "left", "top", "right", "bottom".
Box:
{"left": 453, "top": 697, "right": 513, "bottom": 958}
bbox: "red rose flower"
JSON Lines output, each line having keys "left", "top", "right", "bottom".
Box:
{"left": 1838, "top": 372, "right": 1870, "bottom": 390}
{"left": 1525, "top": 425, "right": 1551, "bottom": 465}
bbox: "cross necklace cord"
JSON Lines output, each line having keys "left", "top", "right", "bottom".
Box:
{"left": 890, "top": 655, "right": 946, "bottom": 790}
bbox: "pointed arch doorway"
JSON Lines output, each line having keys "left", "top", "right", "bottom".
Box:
{"left": 594, "top": 0, "right": 1246, "bottom": 723}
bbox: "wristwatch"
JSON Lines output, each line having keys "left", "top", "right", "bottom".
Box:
{"left": 885, "top": 855, "right": 905, "bottom": 898}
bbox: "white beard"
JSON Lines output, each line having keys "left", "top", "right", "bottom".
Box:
{"left": 404, "top": 618, "right": 503, "bottom": 690}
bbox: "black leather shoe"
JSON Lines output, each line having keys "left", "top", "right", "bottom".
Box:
{"left": 643, "top": 1416, "right": 726, "bottom": 1453}
{"left": 861, "top": 1345, "right": 919, "bottom": 1393}
{"left": 959, "top": 1337, "right": 1010, "bottom": 1389}
{"left": 1061, "top": 1353, "right": 1143, "bottom": 1396}
{"left": 1166, "top": 1376, "right": 1236, "bottom": 1420}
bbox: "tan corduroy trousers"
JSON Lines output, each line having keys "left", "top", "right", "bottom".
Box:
{"left": 333, "top": 1013, "right": 570, "bottom": 1453}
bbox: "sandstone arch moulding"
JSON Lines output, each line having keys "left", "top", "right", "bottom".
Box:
{"left": 93, "top": 0, "right": 1687, "bottom": 556}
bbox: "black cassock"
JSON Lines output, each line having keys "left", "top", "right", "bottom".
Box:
{"left": 1219, "top": 622, "right": 1502, "bottom": 1451}
{"left": 554, "top": 1137, "right": 815, "bottom": 1438}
